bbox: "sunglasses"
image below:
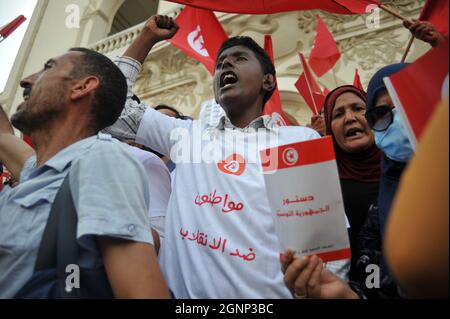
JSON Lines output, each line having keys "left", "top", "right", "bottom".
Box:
{"left": 365, "top": 105, "right": 395, "bottom": 131}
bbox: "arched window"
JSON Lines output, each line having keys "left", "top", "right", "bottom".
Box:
{"left": 109, "top": 0, "right": 159, "bottom": 36}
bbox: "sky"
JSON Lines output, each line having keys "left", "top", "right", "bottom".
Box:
{"left": 0, "top": 0, "right": 38, "bottom": 93}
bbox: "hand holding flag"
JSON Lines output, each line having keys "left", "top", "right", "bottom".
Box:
{"left": 401, "top": 0, "right": 448, "bottom": 61}
{"left": 414, "top": 0, "right": 448, "bottom": 37}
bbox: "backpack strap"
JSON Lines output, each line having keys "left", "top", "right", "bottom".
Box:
{"left": 34, "top": 171, "right": 78, "bottom": 273}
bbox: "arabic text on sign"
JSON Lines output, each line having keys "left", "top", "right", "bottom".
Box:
{"left": 276, "top": 205, "right": 331, "bottom": 218}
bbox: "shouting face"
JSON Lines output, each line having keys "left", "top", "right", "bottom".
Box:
{"left": 213, "top": 45, "right": 274, "bottom": 117}
{"left": 331, "top": 92, "right": 374, "bottom": 153}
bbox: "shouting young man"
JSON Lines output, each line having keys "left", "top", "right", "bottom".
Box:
{"left": 104, "top": 15, "right": 323, "bottom": 298}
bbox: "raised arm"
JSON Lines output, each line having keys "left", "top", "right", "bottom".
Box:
{"left": 0, "top": 105, "right": 35, "bottom": 180}
{"left": 104, "top": 15, "right": 193, "bottom": 158}
{"left": 124, "top": 15, "right": 179, "bottom": 64}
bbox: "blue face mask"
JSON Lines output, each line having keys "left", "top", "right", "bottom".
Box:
{"left": 374, "top": 109, "right": 413, "bottom": 162}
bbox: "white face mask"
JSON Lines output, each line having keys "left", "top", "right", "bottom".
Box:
{"left": 374, "top": 109, "right": 413, "bottom": 163}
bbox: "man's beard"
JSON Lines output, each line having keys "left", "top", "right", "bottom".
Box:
{"left": 11, "top": 100, "right": 63, "bottom": 136}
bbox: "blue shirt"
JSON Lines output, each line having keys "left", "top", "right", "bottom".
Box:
{"left": 0, "top": 133, "right": 152, "bottom": 298}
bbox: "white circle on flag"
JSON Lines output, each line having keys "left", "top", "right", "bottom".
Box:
{"left": 187, "top": 26, "right": 209, "bottom": 57}
{"left": 282, "top": 148, "right": 299, "bottom": 166}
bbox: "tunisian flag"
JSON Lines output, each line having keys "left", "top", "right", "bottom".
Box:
{"left": 353, "top": 68, "right": 364, "bottom": 91}
{"left": 0, "top": 15, "right": 26, "bottom": 42}
{"left": 384, "top": 39, "right": 449, "bottom": 148}
{"left": 167, "top": 0, "right": 380, "bottom": 14}
{"left": 419, "top": 0, "right": 448, "bottom": 36}
{"left": 295, "top": 53, "right": 326, "bottom": 115}
{"left": 263, "top": 35, "right": 291, "bottom": 126}
{"left": 309, "top": 15, "right": 341, "bottom": 77}
{"left": 169, "top": 6, "right": 228, "bottom": 75}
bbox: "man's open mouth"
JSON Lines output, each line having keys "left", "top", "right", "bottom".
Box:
{"left": 219, "top": 71, "right": 238, "bottom": 89}
{"left": 23, "top": 88, "right": 31, "bottom": 101}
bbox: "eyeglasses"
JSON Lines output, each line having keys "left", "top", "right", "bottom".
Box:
{"left": 365, "top": 105, "right": 395, "bottom": 132}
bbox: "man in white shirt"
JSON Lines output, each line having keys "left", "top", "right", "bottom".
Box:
{"left": 105, "top": 15, "right": 323, "bottom": 298}
{"left": 126, "top": 144, "right": 171, "bottom": 252}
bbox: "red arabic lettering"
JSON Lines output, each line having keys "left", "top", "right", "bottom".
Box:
{"left": 283, "top": 195, "right": 315, "bottom": 206}
{"left": 230, "top": 247, "right": 256, "bottom": 261}
{"left": 195, "top": 190, "right": 244, "bottom": 214}
{"left": 276, "top": 204, "right": 331, "bottom": 217}
{"left": 179, "top": 228, "right": 255, "bottom": 262}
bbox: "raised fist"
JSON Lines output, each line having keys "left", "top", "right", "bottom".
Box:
{"left": 142, "top": 15, "right": 179, "bottom": 43}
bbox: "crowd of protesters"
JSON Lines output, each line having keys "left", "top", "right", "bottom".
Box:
{"left": 0, "top": 13, "right": 447, "bottom": 299}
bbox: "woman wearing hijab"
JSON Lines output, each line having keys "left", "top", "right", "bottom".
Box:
{"left": 322, "top": 85, "right": 382, "bottom": 280}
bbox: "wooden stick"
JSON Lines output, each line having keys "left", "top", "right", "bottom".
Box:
{"left": 379, "top": 4, "right": 413, "bottom": 23}
{"left": 401, "top": 35, "right": 415, "bottom": 62}
{"left": 299, "top": 58, "right": 319, "bottom": 115}
{"left": 332, "top": 69, "right": 338, "bottom": 88}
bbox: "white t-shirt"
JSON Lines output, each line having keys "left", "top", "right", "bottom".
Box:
{"left": 126, "top": 145, "right": 171, "bottom": 239}
{"left": 136, "top": 108, "right": 321, "bottom": 298}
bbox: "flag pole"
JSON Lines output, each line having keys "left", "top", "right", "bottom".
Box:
{"left": 378, "top": 4, "right": 413, "bottom": 23}
{"left": 300, "top": 55, "right": 319, "bottom": 115}
{"left": 332, "top": 69, "right": 338, "bottom": 88}
{"left": 401, "top": 35, "right": 415, "bottom": 62}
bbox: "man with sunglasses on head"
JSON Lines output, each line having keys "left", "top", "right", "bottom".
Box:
{"left": 281, "top": 63, "right": 415, "bottom": 299}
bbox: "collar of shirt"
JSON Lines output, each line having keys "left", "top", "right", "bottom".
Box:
{"left": 214, "top": 114, "right": 280, "bottom": 132}
{"left": 20, "top": 134, "right": 110, "bottom": 182}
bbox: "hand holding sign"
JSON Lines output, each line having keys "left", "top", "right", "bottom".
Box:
{"left": 281, "top": 250, "right": 358, "bottom": 299}
{"left": 261, "top": 136, "right": 351, "bottom": 263}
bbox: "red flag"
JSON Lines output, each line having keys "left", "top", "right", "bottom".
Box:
{"left": 384, "top": 39, "right": 449, "bottom": 148}
{"left": 419, "top": 0, "right": 448, "bottom": 36}
{"left": 323, "top": 87, "right": 331, "bottom": 96}
{"left": 167, "top": 0, "right": 380, "bottom": 15}
{"left": 169, "top": 7, "right": 228, "bottom": 75}
{"left": 309, "top": 15, "right": 341, "bottom": 77}
{"left": 353, "top": 68, "right": 364, "bottom": 91}
{"left": 295, "top": 53, "right": 326, "bottom": 114}
{"left": 0, "top": 15, "right": 26, "bottom": 42}
{"left": 263, "top": 35, "right": 291, "bottom": 126}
